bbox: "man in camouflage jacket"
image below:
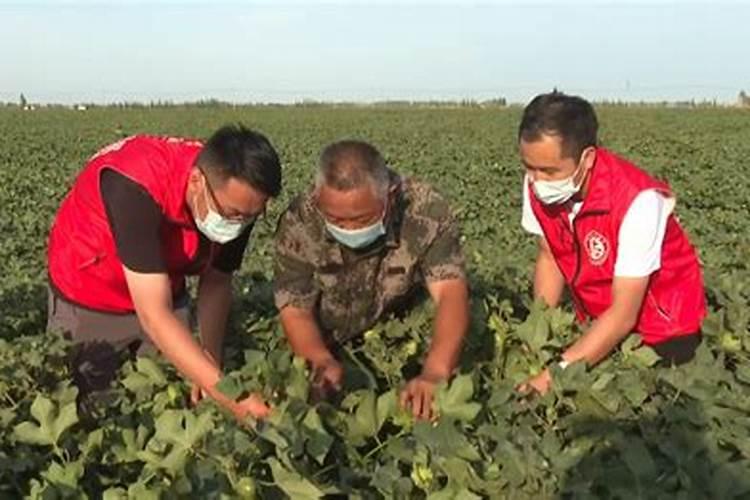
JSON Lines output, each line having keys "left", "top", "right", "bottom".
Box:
{"left": 274, "top": 140, "right": 470, "bottom": 420}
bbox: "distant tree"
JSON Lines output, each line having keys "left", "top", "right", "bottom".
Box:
{"left": 739, "top": 90, "right": 750, "bottom": 107}
{"left": 19, "top": 93, "right": 27, "bottom": 108}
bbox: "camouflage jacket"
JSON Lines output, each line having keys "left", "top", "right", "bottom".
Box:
{"left": 274, "top": 174, "right": 466, "bottom": 342}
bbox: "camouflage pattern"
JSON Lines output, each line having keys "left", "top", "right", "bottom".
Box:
{"left": 274, "top": 173, "right": 466, "bottom": 342}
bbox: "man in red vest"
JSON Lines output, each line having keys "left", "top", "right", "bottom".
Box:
{"left": 47, "top": 125, "right": 281, "bottom": 419}
{"left": 516, "top": 92, "right": 706, "bottom": 395}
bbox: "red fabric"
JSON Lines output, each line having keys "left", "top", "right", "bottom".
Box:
{"left": 48, "top": 135, "right": 212, "bottom": 313}
{"left": 529, "top": 148, "right": 706, "bottom": 345}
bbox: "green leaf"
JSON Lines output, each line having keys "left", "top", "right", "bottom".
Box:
{"left": 80, "top": 428, "right": 104, "bottom": 457}
{"left": 287, "top": 357, "right": 310, "bottom": 401}
{"left": 630, "top": 345, "right": 662, "bottom": 367}
{"left": 302, "top": 408, "right": 333, "bottom": 465}
{"left": 346, "top": 390, "right": 378, "bottom": 443}
{"left": 102, "top": 487, "right": 128, "bottom": 500}
{"left": 136, "top": 356, "right": 168, "bottom": 385}
{"left": 153, "top": 410, "right": 214, "bottom": 450}
{"left": 414, "top": 420, "right": 481, "bottom": 461}
{"left": 121, "top": 372, "right": 153, "bottom": 394}
{"left": 428, "top": 484, "right": 482, "bottom": 500}
{"left": 128, "top": 481, "right": 163, "bottom": 500}
{"left": 435, "top": 374, "right": 481, "bottom": 422}
{"left": 619, "top": 438, "right": 657, "bottom": 481}
{"left": 41, "top": 459, "right": 85, "bottom": 490}
{"left": 215, "top": 375, "right": 243, "bottom": 400}
{"left": 618, "top": 371, "right": 650, "bottom": 406}
{"left": 13, "top": 395, "right": 78, "bottom": 447}
{"left": 591, "top": 372, "right": 616, "bottom": 392}
{"left": 376, "top": 389, "right": 398, "bottom": 430}
{"left": 516, "top": 302, "right": 550, "bottom": 351}
{"left": 620, "top": 334, "right": 641, "bottom": 355}
{"left": 268, "top": 457, "right": 324, "bottom": 500}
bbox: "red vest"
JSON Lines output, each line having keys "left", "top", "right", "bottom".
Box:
{"left": 48, "top": 135, "right": 215, "bottom": 313}
{"left": 529, "top": 148, "right": 706, "bottom": 345}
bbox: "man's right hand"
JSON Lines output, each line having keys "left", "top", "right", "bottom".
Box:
{"left": 310, "top": 357, "right": 343, "bottom": 401}
{"left": 229, "top": 393, "right": 272, "bottom": 420}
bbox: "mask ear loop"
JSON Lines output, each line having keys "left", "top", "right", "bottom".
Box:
{"left": 573, "top": 147, "right": 595, "bottom": 190}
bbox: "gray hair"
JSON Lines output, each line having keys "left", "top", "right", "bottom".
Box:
{"left": 314, "top": 140, "right": 390, "bottom": 199}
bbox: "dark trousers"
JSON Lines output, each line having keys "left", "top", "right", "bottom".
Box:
{"left": 652, "top": 333, "right": 702, "bottom": 366}
{"left": 47, "top": 288, "right": 191, "bottom": 395}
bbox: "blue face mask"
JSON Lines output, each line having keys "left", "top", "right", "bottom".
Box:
{"left": 325, "top": 219, "right": 386, "bottom": 249}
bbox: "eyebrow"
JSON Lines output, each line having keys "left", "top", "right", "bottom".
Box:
{"left": 521, "top": 160, "right": 558, "bottom": 173}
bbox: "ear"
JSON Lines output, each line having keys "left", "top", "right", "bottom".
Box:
{"left": 188, "top": 166, "right": 203, "bottom": 187}
{"left": 185, "top": 167, "right": 204, "bottom": 210}
{"left": 581, "top": 146, "right": 597, "bottom": 171}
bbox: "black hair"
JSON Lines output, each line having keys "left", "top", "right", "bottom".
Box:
{"left": 518, "top": 91, "right": 599, "bottom": 160}
{"left": 196, "top": 124, "right": 282, "bottom": 197}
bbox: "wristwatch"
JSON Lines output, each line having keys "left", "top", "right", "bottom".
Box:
{"left": 556, "top": 357, "right": 571, "bottom": 370}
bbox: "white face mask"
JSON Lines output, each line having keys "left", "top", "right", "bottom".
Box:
{"left": 194, "top": 178, "right": 252, "bottom": 244}
{"left": 195, "top": 208, "right": 250, "bottom": 244}
{"left": 531, "top": 160, "right": 586, "bottom": 205}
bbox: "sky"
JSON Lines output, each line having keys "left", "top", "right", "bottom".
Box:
{"left": 0, "top": 0, "right": 748, "bottom": 104}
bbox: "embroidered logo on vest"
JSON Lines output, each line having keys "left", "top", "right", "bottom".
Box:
{"left": 584, "top": 230, "right": 610, "bottom": 266}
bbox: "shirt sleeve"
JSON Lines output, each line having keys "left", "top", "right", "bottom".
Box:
{"left": 211, "top": 224, "right": 253, "bottom": 273}
{"left": 521, "top": 175, "right": 544, "bottom": 236}
{"left": 100, "top": 169, "right": 166, "bottom": 273}
{"left": 419, "top": 191, "right": 467, "bottom": 284}
{"left": 614, "top": 189, "right": 674, "bottom": 278}
{"left": 273, "top": 202, "right": 320, "bottom": 311}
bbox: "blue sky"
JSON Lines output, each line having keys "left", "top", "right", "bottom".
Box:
{"left": 1, "top": 1, "right": 748, "bottom": 104}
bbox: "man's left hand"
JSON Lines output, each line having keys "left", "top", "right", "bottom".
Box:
{"left": 517, "top": 368, "right": 552, "bottom": 396}
{"left": 400, "top": 372, "right": 445, "bottom": 421}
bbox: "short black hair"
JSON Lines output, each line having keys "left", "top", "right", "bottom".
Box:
{"left": 518, "top": 92, "right": 598, "bottom": 160}
{"left": 196, "top": 124, "right": 282, "bottom": 197}
{"left": 318, "top": 140, "right": 389, "bottom": 195}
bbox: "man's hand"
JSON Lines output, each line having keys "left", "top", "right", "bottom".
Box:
{"left": 400, "top": 371, "right": 445, "bottom": 421}
{"left": 517, "top": 368, "right": 552, "bottom": 395}
{"left": 402, "top": 277, "right": 469, "bottom": 421}
{"left": 310, "top": 357, "right": 343, "bottom": 402}
{"left": 230, "top": 393, "right": 272, "bottom": 420}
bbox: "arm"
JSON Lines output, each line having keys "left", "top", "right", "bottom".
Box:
{"left": 197, "top": 220, "right": 253, "bottom": 363}
{"left": 521, "top": 190, "right": 670, "bottom": 394}
{"left": 561, "top": 276, "right": 649, "bottom": 365}
{"left": 279, "top": 306, "right": 335, "bottom": 367}
{"left": 124, "top": 268, "right": 269, "bottom": 418}
{"left": 196, "top": 267, "right": 232, "bottom": 363}
{"left": 562, "top": 190, "right": 669, "bottom": 365}
{"left": 534, "top": 236, "right": 566, "bottom": 307}
{"left": 100, "top": 170, "right": 267, "bottom": 418}
{"left": 421, "top": 278, "right": 470, "bottom": 379}
{"left": 273, "top": 202, "right": 342, "bottom": 391}
{"left": 520, "top": 274, "right": 650, "bottom": 395}
{"left": 400, "top": 187, "right": 470, "bottom": 419}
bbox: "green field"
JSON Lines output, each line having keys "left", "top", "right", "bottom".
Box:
{"left": 1, "top": 105, "right": 749, "bottom": 499}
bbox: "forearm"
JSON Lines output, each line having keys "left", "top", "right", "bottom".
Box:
{"left": 280, "top": 307, "right": 333, "bottom": 364}
{"left": 561, "top": 306, "right": 637, "bottom": 366}
{"left": 139, "top": 310, "right": 235, "bottom": 406}
{"left": 534, "top": 251, "right": 566, "bottom": 307}
{"left": 423, "top": 286, "right": 470, "bottom": 378}
{"left": 197, "top": 272, "right": 233, "bottom": 362}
